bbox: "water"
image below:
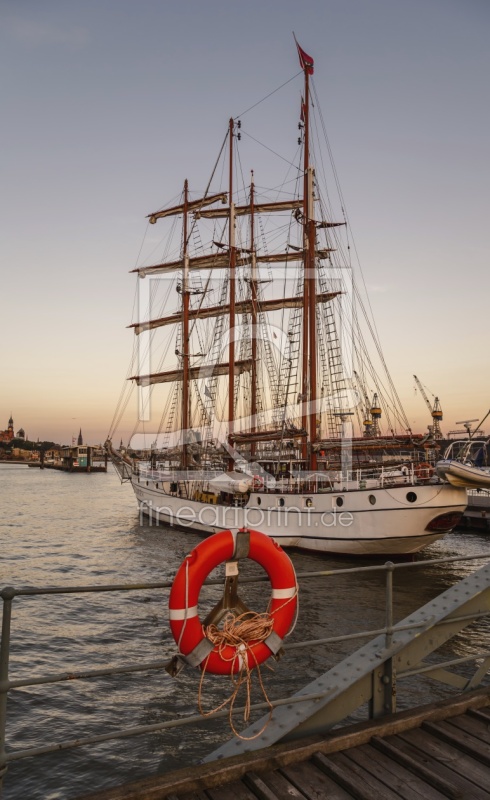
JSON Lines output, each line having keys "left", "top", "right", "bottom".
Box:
{"left": 1, "top": 465, "right": 489, "bottom": 799}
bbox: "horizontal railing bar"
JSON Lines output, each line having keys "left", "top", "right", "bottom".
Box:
{"left": 3, "top": 612, "right": 488, "bottom": 694}
{"left": 297, "top": 550, "right": 490, "bottom": 580}
{"left": 3, "top": 659, "right": 171, "bottom": 690}
{"left": 4, "top": 649, "right": 489, "bottom": 763}
{"left": 3, "top": 550, "right": 490, "bottom": 599}
{"left": 397, "top": 651, "right": 490, "bottom": 679}
{"left": 5, "top": 655, "right": 489, "bottom": 763}
{"left": 284, "top": 618, "right": 431, "bottom": 650}
{"left": 3, "top": 686, "right": 339, "bottom": 763}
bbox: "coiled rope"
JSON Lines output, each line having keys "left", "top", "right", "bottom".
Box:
{"left": 197, "top": 590, "right": 298, "bottom": 740}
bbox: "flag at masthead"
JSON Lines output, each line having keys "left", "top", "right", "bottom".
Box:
{"left": 295, "top": 40, "right": 314, "bottom": 75}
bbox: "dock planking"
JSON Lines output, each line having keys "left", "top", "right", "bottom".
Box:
{"left": 79, "top": 687, "right": 490, "bottom": 800}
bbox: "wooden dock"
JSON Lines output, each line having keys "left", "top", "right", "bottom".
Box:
{"left": 80, "top": 687, "right": 490, "bottom": 800}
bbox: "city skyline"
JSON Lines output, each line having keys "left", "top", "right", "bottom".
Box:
{"left": 2, "top": 0, "right": 489, "bottom": 444}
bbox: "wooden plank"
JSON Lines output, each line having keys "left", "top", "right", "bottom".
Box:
{"left": 170, "top": 794, "right": 209, "bottom": 800}
{"left": 205, "top": 780, "right": 258, "bottom": 800}
{"left": 370, "top": 736, "right": 463, "bottom": 799}
{"left": 242, "top": 772, "right": 281, "bottom": 800}
{"left": 397, "top": 729, "right": 490, "bottom": 799}
{"left": 281, "top": 761, "right": 354, "bottom": 800}
{"left": 313, "top": 751, "right": 400, "bottom": 799}
{"left": 252, "top": 770, "right": 308, "bottom": 799}
{"left": 344, "top": 743, "right": 448, "bottom": 800}
{"left": 447, "top": 712, "right": 490, "bottom": 744}
{"left": 468, "top": 706, "right": 490, "bottom": 722}
{"left": 422, "top": 720, "right": 490, "bottom": 767}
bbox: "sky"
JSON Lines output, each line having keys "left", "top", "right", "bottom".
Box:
{"left": 1, "top": 0, "right": 489, "bottom": 445}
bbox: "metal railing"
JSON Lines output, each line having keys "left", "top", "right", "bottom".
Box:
{"left": 1, "top": 550, "right": 490, "bottom": 796}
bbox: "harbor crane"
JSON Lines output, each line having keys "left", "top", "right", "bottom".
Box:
{"left": 353, "top": 370, "right": 373, "bottom": 437}
{"left": 413, "top": 375, "right": 443, "bottom": 439}
{"left": 353, "top": 371, "right": 382, "bottom": 437}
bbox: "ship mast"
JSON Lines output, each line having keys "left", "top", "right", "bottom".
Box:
{"left": 298, "top": 42, "right": 317, "bottom": 470}
{"left": 250, "top": 172, "right": 257, "bottom": 458}
{"left": 228, "top": 118, "right": 236, "bottom": 469}
{"left": 181, "top": 179, "right": 190, "bottom": 469}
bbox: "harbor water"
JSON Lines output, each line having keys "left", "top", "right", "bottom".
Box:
{"left": 1, "top": 464, "right": 489, "bottom": 800}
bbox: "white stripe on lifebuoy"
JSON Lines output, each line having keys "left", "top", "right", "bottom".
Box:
{"left": 271, "top": 587, "right": 297, "bottom": 599}
{"left": 169, "top": 605, "right": 198, "bottom": 620}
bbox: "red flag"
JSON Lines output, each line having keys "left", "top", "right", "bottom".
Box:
{"left": 296, "top": 42, "right": 314, "bottom": 75}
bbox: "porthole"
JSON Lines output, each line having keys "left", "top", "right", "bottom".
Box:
{"left": 257, "top": 497, "right": 261, "bottom": 506}
{"left": 305, "top": 498, "right": 313, "bottom": 508}
{"left": 336, "top": 496, "right": 344, "bottom": 507}
{"left": 369, "top": 495, "right": 376, "bottom": 505}
{"left": 406, "top": 492, "right": 417, "bottom": 503}
{"left": 278, "top": 497, "right": 285, "bottom": 507}
{"left": 146, "top": 481, "right": 149, "bottom": 487}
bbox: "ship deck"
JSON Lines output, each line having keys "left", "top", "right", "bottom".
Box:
{"left": 79, "top": 687, "right": 490, "bottom": 800}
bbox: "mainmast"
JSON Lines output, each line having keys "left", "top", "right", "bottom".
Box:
{"left": 297, "top": 40, "right": 317, "bottom": 470}
{"left": 228, "top": 118, "right": 236, "bottom": 469}
{"left": 250, "top": 172, "right": 257, "bottom": 458}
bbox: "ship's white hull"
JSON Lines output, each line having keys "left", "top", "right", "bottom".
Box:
{"left": 130, "top": 475, "right": 467, "bottom": 556}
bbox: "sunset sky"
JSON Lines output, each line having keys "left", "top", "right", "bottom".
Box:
{"left": 2, "top": 0, "right": 489, "bottom": 445}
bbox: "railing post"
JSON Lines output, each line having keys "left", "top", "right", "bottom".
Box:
{"left": 369, "top": 562, "right": 396, "bottom": 719}
{"left": 0, "top": 587, "right": 15, "bottom": 798}
{"left": 383, "top": 562, "right": 396, "bottom": 714}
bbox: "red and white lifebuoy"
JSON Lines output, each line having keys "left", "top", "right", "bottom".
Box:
{"left": 414, "top": 462, "right": 434, "bottom": 479}
{"left": 252, "top": 475, "right": 264, "bottom": 490}
{"left": 168, "top": 528, "right": 297, "bottom": 675}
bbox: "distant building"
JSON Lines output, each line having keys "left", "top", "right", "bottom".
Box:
{"left": 0, "top": 415, "right": 15, "bottom": 443}
{"left": 16, "top": 428, "right": 25, "bottom": 440}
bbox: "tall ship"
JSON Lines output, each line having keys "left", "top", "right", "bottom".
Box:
{"left": 107, "top": 42, "right": 467, "bottom": 555}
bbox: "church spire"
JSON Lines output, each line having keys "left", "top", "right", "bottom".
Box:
{"left": 78, "top": 428, "right": 83, "bottom": 446}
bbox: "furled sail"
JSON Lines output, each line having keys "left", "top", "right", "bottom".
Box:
{"left": 194, "top": 199, "right": 303, "bottom": 218}
{"left": 147, "top": 192, "right": 227, "bottom": 223}
{"left": 130, "top": 291, "right": 340, "bottom": 335}
{"left": 131, "top": 248, "right": 334, "bottom": 278}
{"left": 130, "top": 359, "right": 252, "bottom": 386}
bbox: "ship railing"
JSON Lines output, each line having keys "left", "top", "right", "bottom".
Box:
{"left": 1, "top": 549, "right": 490, "bottom": 796}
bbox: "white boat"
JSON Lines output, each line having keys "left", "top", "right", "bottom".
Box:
{"left": 436, "top": 436, "right": 490, "bottom": 489}
{"left": 435, "top": 460, "right": 490, "bottom": 489}
{"left": 107, "top": 42, "right": 467, "bottom": 555}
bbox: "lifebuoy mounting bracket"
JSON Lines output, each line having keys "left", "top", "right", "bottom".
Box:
{"left": 233, "top": 528, "right": 250, "bottom": 560}
{"left": 166, "top": 637, "right": 215, "bottom": 677}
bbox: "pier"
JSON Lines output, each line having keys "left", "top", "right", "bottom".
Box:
{"left": 40, "top": 444, "right": 108, "bottom": 472}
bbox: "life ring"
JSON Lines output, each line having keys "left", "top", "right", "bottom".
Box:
{"left": 414, "top": 462, "right": 434, "bottom": 479}
{"left": 252, "top": 475, "right": 264, "bottom": 490}
{"left": 169, "top": 528, "right": 297, "bottom": 675}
